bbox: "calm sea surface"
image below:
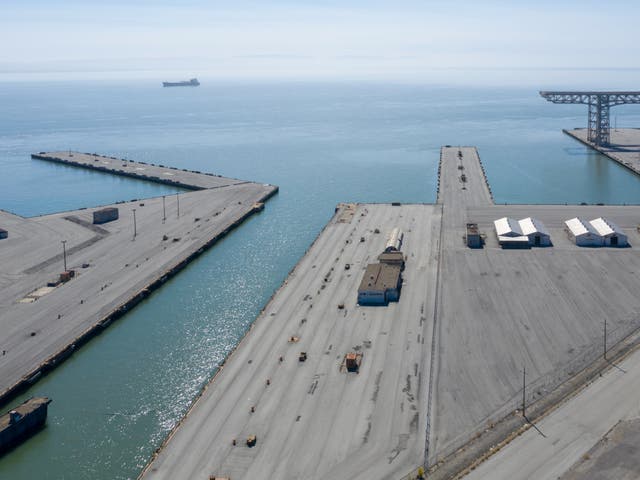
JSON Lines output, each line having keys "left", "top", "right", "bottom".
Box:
{"left": 1, "top": 80, "right": 640, "bottom": 479}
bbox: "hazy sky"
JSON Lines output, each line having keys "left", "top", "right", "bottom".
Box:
{"left": 2, "top": 0, "right": 640, "bottom": 84}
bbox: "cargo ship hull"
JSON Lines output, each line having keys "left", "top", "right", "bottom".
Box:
{"left": 162, "top": 78, "right": 200, "bottom": 87}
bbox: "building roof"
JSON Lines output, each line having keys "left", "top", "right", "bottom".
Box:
{"left": 494, "top": 217, "right": 522, "bottom": 237}
{"left": 589, "top": 217, "right": 625, "bottom": 238}
{"left": 565, "top": 217, "right": 599, "bottom": 237}
{"left": 466, "top": 223, "right": 479, "bottom": 235}
{"left": 497, "top": 235, "right": 530, "bottom": 244}
{"left": 378, "top": 251, "right": 404, "bottom": 263}
{"left": 358, "top": 263, "right": 401, "bottom": 293}
{"left": 519, "top": 217, "right": 549, "bottom": 237}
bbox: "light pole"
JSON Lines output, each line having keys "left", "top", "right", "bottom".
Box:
{"left": 61, "top": 240, "right": 67, "bottom": 271}
{"left": 162, "top": 196, "right": 166, "bottom": 223}
{"left": 522, "top": 366, "right": 526, "bottom": 418}
{"left": 176, "top": 193, "right": 180, "bottom": 219}
{"left": 604, "top": 318, "right": 608, "bottom": 360}
{"left": 132, "top": 208, "right": 137, "bottom": 239}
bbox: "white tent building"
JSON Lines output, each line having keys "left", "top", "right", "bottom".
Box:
{"left": 519, "top": 217, "right": 551, "bottom": 247}
{"left": 494, "top": 217, "right": 551, "bottom": 248}
{"left": 565, "top": 217, "right": 603, "bottom": 246}
{"left": 589, "top": 217, "right": 628, "bottom": 247}
{"left": 494, "top": 217, "right": 529, "bottom": 248}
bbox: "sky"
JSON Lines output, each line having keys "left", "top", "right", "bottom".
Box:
{"left": 2, "top": 0, "right": 640, "bottom": 85}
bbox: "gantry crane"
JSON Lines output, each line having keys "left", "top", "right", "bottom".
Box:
{"left": 540, "top": 91, "right": 640, "bottom": 146}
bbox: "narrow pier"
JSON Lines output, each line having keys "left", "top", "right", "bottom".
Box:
{"left": 564, "top": 128, "right": 640, "bottom": 177}
{"left": 437, "top": 146, "right": 493, "bottom": 246}
{"left": 437, "top": 146, "right": 493, "bottom": 207}
{"left": 0, "top": 154, "right": 277, "bottom": 405}
{"left": 32, "top": 151, "right": 250, "bottom": 190}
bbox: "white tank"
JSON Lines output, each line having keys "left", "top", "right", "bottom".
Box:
{"left": 385, "top": 228, "right": 403, "bottom": 252}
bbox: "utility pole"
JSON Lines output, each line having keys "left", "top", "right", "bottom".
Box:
{"left": 604, "top": 318, "right": 608, "bottom": 360}
{"left": 522, "top": 366, "right": 526, "bottom": 418}
{"left": 61, "top": 240, "right": 67, "bottom": 271}
{"left": 176, "top": 193, "right": 180, "bottom": 219}
{"left": 132, "top": 208, "right": 137, "bottom": 239}
{"left": 162, "top": 196, "right": 166, "bottom": 223}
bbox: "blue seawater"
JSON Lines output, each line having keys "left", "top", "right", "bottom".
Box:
{"left": 1, "top": 80, "right": 640, "bottom": 479}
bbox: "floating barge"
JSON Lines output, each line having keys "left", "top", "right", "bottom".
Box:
{"left": 0, "top": 397, "right": 51, "bottom": 454}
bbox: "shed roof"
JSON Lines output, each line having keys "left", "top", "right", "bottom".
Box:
{"left": 565, "top": 217, "right": 599, "bottom": 237}
{"left": 358, "top": 263, "right": 401, "bottom": 293}
{"left": 378, "top": 251, "right": 404, "bottom": 263}
{"left": 519, "top": 217, "right": 549, "bottom": 237}
{"left": 589, "top": 217, "right": 625, "bottom": 237}
{"left": 497, "top": 235, "right": 530, "bottom": 244}
{"left": 494, "top": 217, "right": 522, "bottom": 237}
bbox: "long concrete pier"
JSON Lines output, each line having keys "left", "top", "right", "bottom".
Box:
{"left": 564, "top": 128, "right": 640, "bottom": 177}
{"left": 0, "top": 152, "right": 277, "bottom": 405}
{"left": 140, "top": 202, "right": 441, "bottom": 480}
{"left": 31, "top": 151, "right": 248, "bottom": 190}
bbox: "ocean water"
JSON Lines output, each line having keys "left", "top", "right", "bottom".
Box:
{"left": 1, "top": 80, "right": 640, "bottom": 479}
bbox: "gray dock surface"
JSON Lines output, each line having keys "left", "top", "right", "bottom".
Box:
{"left": 465, "top": 338, "right": 640, "bottom": 480}
{"left": 0, "top": 154, "right": 277, "bottom": 403}
{"left": 140, "top": 145, "right": 640, "bottom": 479}
{"left": 429, "top": 147, "right": 640, "bottom": 476}
{"left": 140, "top": 202, "right": 441, "bottom": 480}
{"left": 564, "top": 128, "right": 640, "bottom": 177}
{"left": 32, "top": 151, "right": 249, "bottom": 190}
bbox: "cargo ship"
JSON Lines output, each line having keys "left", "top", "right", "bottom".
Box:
{"left": 0, "top": 397, "right": 52, "bottom": 454}
{"left": 162, "top": 78, "right": 200, "bottom": 87}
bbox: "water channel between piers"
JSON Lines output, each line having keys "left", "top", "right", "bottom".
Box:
{"left": 141, "top": 145, "right": 640, "bottom": 480}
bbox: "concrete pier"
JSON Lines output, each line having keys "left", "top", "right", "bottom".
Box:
{"left": 31, "top": 151, "right": 249, "bottom": 190}
{"left": 0, "top": 153, "right": 277, "bottom": 405}
{"left": 564, "top": 128, "right": 640, "bottom": 177}
{"left": 429, "top": 147, "right": 640, "bottom": 479}
{"left": 138, "top": 145, "right": 640, "bottom": 480}
{"left": 140, "top": 202, "right": 441, "bottom": 480}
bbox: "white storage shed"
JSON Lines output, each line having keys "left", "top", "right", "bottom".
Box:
{"left": 494, "top": 217, "right": 522, "bottom": 237}
{"left": 565, "top": 217, "right": 602, "bottom": 246}
{"left": 494, "top": 217, "right": 529, "bottom": 248}
{"left": 589, "top": 217, "right": 628, "bottom": 247}
{"left": 519, "top": 217, "right": 551, "bottom": 247}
